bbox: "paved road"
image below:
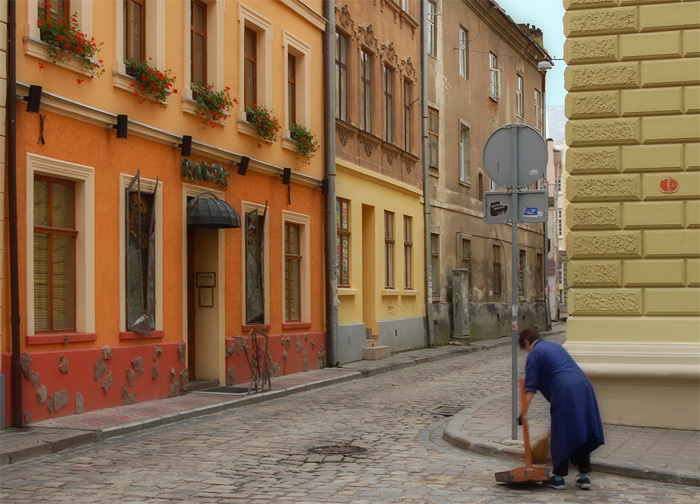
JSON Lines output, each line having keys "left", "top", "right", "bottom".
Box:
{"left": 1, "top": 340, "right": 697, "bottom": 503}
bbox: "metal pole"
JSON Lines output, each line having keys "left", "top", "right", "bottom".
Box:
{"left": 323, "top": 0, "right": 338, "bottom": 366}
{"left": 510, "top": 127, "right": 519, "bottom": 440}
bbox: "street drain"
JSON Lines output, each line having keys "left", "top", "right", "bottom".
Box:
{"left": 427, "top": 404, "right": 465, "bottom": 417}
{"left": 307, "top": 444, "right": 367, "bottom": 456}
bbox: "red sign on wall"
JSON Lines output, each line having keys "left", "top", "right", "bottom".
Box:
{"left": 660, "top": 178, "right": 679, "bottom": 194}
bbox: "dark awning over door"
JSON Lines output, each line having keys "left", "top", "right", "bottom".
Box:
{"left": 187, "top": 192, "right": 241, "bottom": 229}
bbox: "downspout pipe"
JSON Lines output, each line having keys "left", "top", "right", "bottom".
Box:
{"left": 421, "top": 0, "right": 435, "bottom": 347}
{"left": 323, "top": 0, "right": 338, "bottom": 366}
{"left": 7, "top": 0, "right": 23, "bottom": 427}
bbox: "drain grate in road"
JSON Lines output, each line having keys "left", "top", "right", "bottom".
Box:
{"left": 307, "top": 444, "right": 368, "bottom": 456}
{"left": 426, "top": 404, "right": 465, "bottom": 417}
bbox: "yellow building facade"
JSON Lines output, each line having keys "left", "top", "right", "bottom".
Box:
{"left": 564, "top": 0, "right": 700, "bottom": 429}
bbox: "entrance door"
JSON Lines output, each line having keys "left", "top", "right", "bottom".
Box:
{"left": 361, "top": 205, "right": 376, "bottom": 336}
{"left": 187, "top": 225, "right": 197, "bottom": 379}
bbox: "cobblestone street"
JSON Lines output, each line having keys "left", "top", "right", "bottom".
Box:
{"left": 1, "top": 339, "right": 697, "bottom": 503}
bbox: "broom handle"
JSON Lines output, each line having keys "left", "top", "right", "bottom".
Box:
{"left": 520, "top": 378, "right": 533, "bottom": 469}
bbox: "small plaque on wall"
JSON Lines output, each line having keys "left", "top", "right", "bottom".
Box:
{"left": 197, "top": 272, "right": 216, "bottom": 287}
{"left": 199, "top": 287, "right": 214, "bottom": 307}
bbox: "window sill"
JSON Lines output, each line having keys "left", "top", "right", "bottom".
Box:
{"left": 113, "top": 71, "right": 170, "bottom": 107}
{"left": 381, "top": 289, "right": 401, "bottom": 297}
{"left": 237, "top": 120, "right": 268, "bottom": 142}
{"left": 459, "top": 180, "right": 471, "bottom": 188}
{"left": 183, "top": 98, "right": 228, "bottom": 127}
{"left": 23, "top": 36, "right": 96, "bottom": 78}
{"left": 119, "top": 330, "right": 165, "bottom": 341}
{"left": 26, "top": 332, "right": 97, "bottom": 345}
{"left": 338, "top": 288, "right": 358, "bottom": 297}
{"left": 242, "top": 324, "right": 270, "bottom": 332}
{"left": 402, "top": 290, "right": 419, "bottom": 297}
{"left": 282, "top": 137, "right": 299, "bottom": 153}
{"left": 282, "top": 322, "right": 312, "bottom": 330}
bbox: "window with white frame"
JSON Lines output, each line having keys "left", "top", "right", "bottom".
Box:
{"left": 402, "top": 0, "right": 410, "bottom": 14}
{"left": 459, "top": 26, "right": 468, "bottom": 79}
{"left": 184, "top": 0, "right": 224, "bottom": 100}
{"left": 428, "top": 108, "right": 438, "bottom": 169}
{"left": 516, "top": 75, "right": 524, "bottom": 118}
{"left": 385, "top": 211, "right": 395, "bottom": 289}
{"left": 283, "top": 212, "right": 310, "bottom": 323}
{"left": 535, "top": 89, "right": 542, "bottom": 131}
{"left": 489, "top": 52, "right": 500, "bottom": 100}
{"left": 427, "top": 0, "right": 436, "bottom": 57}
{"left": 238, "top": 4, "right": 272, "bottom": 122}
{"left": 557, "top": 208, "right": 563, "bottom": 237}
{"left": 459, "top": 123, "right": 470, "bottom": 184}
{"left": 284, "top": 31, "right": 311, "bottom": 134}
{"left": 26, "top": 154, "right": 96, "bottom": 337}
{"left": 556, "top": 178, "right": 562, "bottom": 194}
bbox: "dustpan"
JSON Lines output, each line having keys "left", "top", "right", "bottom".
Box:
{"left": 495, "top": 379, "right": 551, "bottom": 484}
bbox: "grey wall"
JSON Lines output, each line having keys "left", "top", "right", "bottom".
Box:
{"left": 378, "top": 317, "right": 427, "bottom": 352}
{"left": 337, "top": 323, "right": 366, "bottom": 365}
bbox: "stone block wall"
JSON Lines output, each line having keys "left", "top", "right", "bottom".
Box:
{"left": 563, "top": 0, "right": 700, "bottom": 430}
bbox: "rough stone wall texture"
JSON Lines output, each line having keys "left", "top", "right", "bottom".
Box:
{"left": 564, "top": 0, "right": 700, "bottom": 429}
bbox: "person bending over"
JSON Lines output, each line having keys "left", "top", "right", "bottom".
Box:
{"left": 519, "top": 327, "right": 605, "bottom": 490}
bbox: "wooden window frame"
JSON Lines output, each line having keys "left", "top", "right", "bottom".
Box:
{"left": 535, "top": 89, "right": 542, "bottom": 132}
{"left": 460, "top": 123, "right": 470, "bottom": 184}
{"left": 427, "top": 0, "right": 436, "bottom": 57}
{"left": 459, "top": 26, "right": 468, "bottom": 79}
{"left": 516, "top": 74, "right": 524, "bottom": 118}
{"left": 404, "top": 216, "right": 413, "bottom": 290}
{"left": 384, "top": 65, "right": 394, "bottom": 143}
{"left": 335, "top": 32, "right": 349, "bottom": 121}
{"left": 287, "top": 53, "right": 297, "bottom": 125}
{"left": 361, "top": 48, "right": 372, "bottom": 133}
{"left": 34, "top": 175, "right": 77, "bottom": 332}
{"left": 489, "top": 52, "right": 500, "bottom": 100}
{"left": 284, "top": 222, "right": 302, "bottom": 322}
{"left": 336, "top": 198, "right": 351, "bottom": 288}
{"left": 244, "top": 27, "right": 258, "bottom": 110}
{"left": 431, "top": 233, "right": 440, "bottom": 301}
{"left": 191, "top": 0, "right": 207, "bottom": 86}
{"left": 124, "top": 0, "right": 146, "bottom": 63}
{"left": 404, "top": 79, "right": 412, "bottom": 152}
{"left": 428, "top": 108, "right": 438, "bottom": 169}
{"left": 385, "top": 211, "right": 395, "bottom": 289}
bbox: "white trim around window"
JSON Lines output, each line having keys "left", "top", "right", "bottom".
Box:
{"left": 119, "top": 173, "right": 164, "bottom": 333}
{"left": 282, "top": 30, "right": 311, "bottom": 136}
{"left": 237, "top": 3, "right": 273, "bottom": 123}
{"left": 183, "top": 0, "right": 224, "bottom": 103}
{"left": 26, "top": 153, "right": 95, "bottom": 336}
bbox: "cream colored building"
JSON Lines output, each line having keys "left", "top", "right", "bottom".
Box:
{"left": 564, "top": 0, "right": 700, "bottom": 430}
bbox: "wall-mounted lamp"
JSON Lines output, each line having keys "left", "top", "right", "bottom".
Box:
{"left": 537, "top": 61, "right": 553, "bottom": 72}
{"left": 113, "top": 114, "right": 128, "bottom": 138}
{"left": 282, "top": 167, "right": 292, "bottom": 185}
{"left": 238, "top": 156, "right": 250, "bottom": 175}
{"left": 179, "top": 135, "right": 192, "bottom": 157}
{"left": 24, "top": 85, "right": 42, "bottom": 113}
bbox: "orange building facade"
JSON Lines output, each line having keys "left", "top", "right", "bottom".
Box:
{"left": 3, "top": 0, "right": 326, "bottom": 425}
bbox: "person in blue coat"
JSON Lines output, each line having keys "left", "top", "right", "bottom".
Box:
{"left": 519, "top": 327, "right": 605, "bottom": 490}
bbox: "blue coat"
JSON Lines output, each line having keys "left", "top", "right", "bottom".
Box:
{"left": 525, "top": 340, "right": 605, "bottom": 467}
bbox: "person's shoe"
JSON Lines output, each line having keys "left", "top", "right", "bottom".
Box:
{"left": 575, "top": 474, "right": 591, "bottom": 490}
{"left": 543, "top": 476, "right": 565, "bottom": 490}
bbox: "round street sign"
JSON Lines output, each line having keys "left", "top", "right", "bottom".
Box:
{"left": 482, "top": 124, "right": 548, "bottom": 188}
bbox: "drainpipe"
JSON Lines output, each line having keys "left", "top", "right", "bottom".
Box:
{"left": 323, "top": 0, "right": 338, "bottom": 366}
{"left": 422, "top": 0, "right": 434, "bottom": 347}
{"left": 7, "top": 0, "right": 23, "bottom": 427}
{"left": 539, "top": 63, "right": 551, "bottom": 331}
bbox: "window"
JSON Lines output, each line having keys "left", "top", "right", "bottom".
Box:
{"left": 384, "top": 66, "right": 394, "bottom": 142}
{"left": 191, "top": 0, "right": 207, "bottom": 86}
{"left": 404, "top": 216, "right": 413, "bottom": 290}
{"left": 34, "top": 176, "right": 77, "bottom": 332}
{"left": 516, "top": 75, "right": 524, "bottom": 118}
{"left": 461, "top": 238, "right": 471, "bottom": 300}
{"left": 460, "top": 124, "right": 470, "bottom": 184}
{"left": 335, "top": 32, "right": 349, "bottom": 121}
{"left": 244, "top": 28, "right": 257, "bottom": 111}
{"left": 427, "top": 0, "right": 436, "bottom": 57}
{"left": 519, "top": 249, "right": 526, "bottom": 298}
{"left": 558, "top": 261, "right": 564, "bottom": 286}
{"left": 459, "top": 27, "right": 468, "bottom": 79}
{"left": 556, "top": 178, "right": 562, "bottom": 193}
{"left": 493, "top": 244, "right": 502, "bottom": 296}
{"left": 385, "top": 211, "right": 395, "bottom": 288}
{"left": 361, "top": 49, "right": 372, "bottom": 132}
{"left": 478, "top": 173, "right": 484, "bottom": 202}
{"left": 40, "top": 0, "right": 69, "bottom": 43}
{"left": 535, "top": 89, "right": 542, "bottom": 131}
{"left": 557, "top": 208, "right": 563, "bottom": 237}
{"left": 287, "top": 54, "right": 296, "bottom": 125}
{"left": 404, "top": 79, "right": 412, "bottom": 152}
{"left": 489, "top": 52, "right": 500, "bottom": 100}
{"left": 431, "top": 234, "right": 440, "bottom": 301}
{"left": 245, "top": 207, "right": 266, "bottom": 324}
{"left": 124, "top": 0, "right": 145, "bottom": 62}
{"left": 536, "top": 252, "right": 544, "bottom": 297}
{"left": 336, "top": 198, "right": 350, "bottom": 287}
{"left": 428, "top": 108, "right": 438, "bottom": 169}
{"left": 284, "top": 223, "right": 301, "bottom": 322}
{"left": 402, "top": 0, "right": 410, "bottom": 13}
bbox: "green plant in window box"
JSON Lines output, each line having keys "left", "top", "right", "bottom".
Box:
{"left": 182, "top": 159, "right": 231, "bottom": 188}
{"left": 244, "top": 103, "right": 281, "bottom": 144}
{"left": 125, "top": 58, "right": 177, "bottom": 109}
{"left": 37, "top": 2, "right": 105, "bottom": 78}
{"left": 289, "top": 123, "right": 319, "bottom": 159}
{"left": 191, "top": 82, "right": 237, "bottom": 129}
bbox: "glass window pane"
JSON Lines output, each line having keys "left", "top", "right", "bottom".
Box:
{"left": 52, "top": 234, "right": 75, "bottom": 330}
{"left": 193, "top": 2, "right": 205, "bottom": 30}
{"left": 52, "top": 182, "right": 74, "bottom": 229}
{"left": 34, "top": 180, "right": 49, "bottom": 226}
{"left": 34, "top": 233, "right": 50, "bottom": 331}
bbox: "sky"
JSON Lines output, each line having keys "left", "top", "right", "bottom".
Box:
{"left": 494, "top": 0, "right": 567, "bottom": 107}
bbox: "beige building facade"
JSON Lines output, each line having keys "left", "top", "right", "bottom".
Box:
{"left": 564, "top": 0, "right": 700, "bottom": 430}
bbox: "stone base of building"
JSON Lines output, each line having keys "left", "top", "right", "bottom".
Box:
{"left": 566, "top": 342, "right": 700, "bottom": 431}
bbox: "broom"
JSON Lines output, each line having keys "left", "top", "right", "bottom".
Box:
{"left": 531, "top": 430, "right": 551, "bottom": 464}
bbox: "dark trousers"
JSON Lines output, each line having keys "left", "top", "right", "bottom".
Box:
{"left": 553, "top": 445, "right": 591, "bottom": 477}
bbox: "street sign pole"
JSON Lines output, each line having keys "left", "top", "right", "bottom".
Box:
{"left": 510, "top": 127, "right": 519, "bottom": 441}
